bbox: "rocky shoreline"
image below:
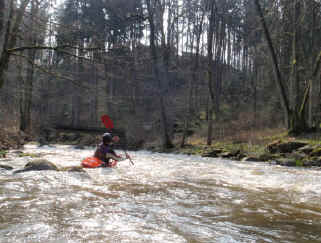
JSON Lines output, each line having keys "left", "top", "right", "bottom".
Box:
{"left": 178, "top": 139, "right": 321, "bottom": 168}
{"left": 1, "top": 128, "right": 321, "bottom": 172}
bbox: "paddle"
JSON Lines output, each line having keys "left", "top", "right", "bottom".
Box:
{"left": 101, "top": 115, "right": 134, "bottom": 165}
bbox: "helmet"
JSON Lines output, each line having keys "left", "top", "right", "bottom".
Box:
{"left": 102, "top": 133, "right": 112, "bottom": 144}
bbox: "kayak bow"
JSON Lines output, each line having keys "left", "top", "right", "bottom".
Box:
{"left": 81, "top": 157, "right": 117, "bottom": 168}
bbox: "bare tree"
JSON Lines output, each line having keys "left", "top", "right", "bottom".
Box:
{"left": 181, "top": 0, "right": 205, "bottom": 147}
{"left": 254, "top": 0, "right": 321, "bottom": 134}
{"left": 206, "top": 0, "right": 216, "bottom": 145}
{"left": 145, "top": 0, "right": 173, "bottom": 149}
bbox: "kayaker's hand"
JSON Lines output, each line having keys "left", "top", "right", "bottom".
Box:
{"left": 112, "top": 136, "right": 120, "bottom": 143}
{"left": 106, "top": 153, "right": 121, "bottom": 161}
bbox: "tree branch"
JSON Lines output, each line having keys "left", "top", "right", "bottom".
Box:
{"left": 10, "top": 52, "right": 92, "bottom": 90}
{"left": 7, "top": 45, "right": 105, "bottom": 53}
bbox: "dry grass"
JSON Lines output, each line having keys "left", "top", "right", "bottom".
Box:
{"left": 220, "top": 127, "right": 288, "bottom": 145}
{"left": 177, "top": 118, "right": 321, "bottom": 156}
{"left": 186, "top": 121, "right": 287, "bottom": 147}
{"left": 174, "top": 114, "right": 290, "bottom": 156}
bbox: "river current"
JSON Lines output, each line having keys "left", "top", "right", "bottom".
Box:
{"left": 0, "top": 144, "right": 321, "bottom": 243}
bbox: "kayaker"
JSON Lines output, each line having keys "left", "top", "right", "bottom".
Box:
{"left": 94, "top": 133, "right": 129, "bottom": 167}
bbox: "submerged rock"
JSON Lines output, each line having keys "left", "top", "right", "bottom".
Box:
{"left": 60, "top": 166, "right": 91, "bottom": 179}
{"left": 202, "top": 149, "right": 223, "bottom": 158}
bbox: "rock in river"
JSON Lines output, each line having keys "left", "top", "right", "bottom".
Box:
{"left": 13, "top": 159, "right": 59, "bottom": 174}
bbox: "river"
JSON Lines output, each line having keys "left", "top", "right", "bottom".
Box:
{"left": 0, "top": 144, "right": 321, "bottom": 243}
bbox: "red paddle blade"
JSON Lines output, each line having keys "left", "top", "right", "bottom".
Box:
{"left": 101, "top": 115, "right": 114, "bottom": 129}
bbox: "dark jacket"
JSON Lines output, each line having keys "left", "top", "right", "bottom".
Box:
{"left": 94, "top": 143, "right": 116, "bottom": 167}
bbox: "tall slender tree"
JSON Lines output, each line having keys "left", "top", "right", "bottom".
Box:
{"left": 145, "top": 0, "right": 173, "bottom": 149}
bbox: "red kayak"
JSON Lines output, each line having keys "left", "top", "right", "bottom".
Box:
{"left": 81, "top": 157, "right": 117, "bottom": 168}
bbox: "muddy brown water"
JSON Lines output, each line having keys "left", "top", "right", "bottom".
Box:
{"left": 0, "top": 145, "right": 321, "bottom": 243}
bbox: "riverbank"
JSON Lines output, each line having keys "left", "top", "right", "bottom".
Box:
{"left": 1, "top": 127, "right": 321, "bottom": 168}
{"left": 161, "top": 128, "right": 321, "bottom": 167}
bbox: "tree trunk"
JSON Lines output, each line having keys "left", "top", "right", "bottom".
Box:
{"left": 146, "top": 0, "right": 173, "bottom": 149}
{"left": 0, "top": 0, "right": 31, "bottom": 90}
{"left": 207, "top": 105, "right": 214, "bottom": 145}
{"left": 254, "top": 0, "right": 310, "bottom": 134}
{"left": 181, "top": 3, "right": 204, "bottom": 148}
{"left": 254, "top": 0, "right": 290, "bottom": 120}
{"left": 0, "top": 0, "right": 6, "bottom": 54}
{"left": 309, "top": 51, "right": 321, "bottom": 129}
{"left": 20, "top": 47, "right": 36, "bottom": 132}
{"left": 289, "top": 0, "right": 301, "bottom": 114}
{"left": 206, "top": 0, "right": 216, "bottom": 145}
{"left": 20, "top": 0, "right": 37, "bottom": 132}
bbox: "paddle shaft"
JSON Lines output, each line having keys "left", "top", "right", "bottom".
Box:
{"left": 124, "top": 151, "right": 134, "bottom": 165}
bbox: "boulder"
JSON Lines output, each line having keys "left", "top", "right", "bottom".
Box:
{"left": 302, "top": 160, "right": 313, "bottom": 167}
{"left": 220, "top": 151, "right": 233, "bottom": 158}
{"left": 242, "top": 156, "right": 262, "bottom": 162}
{"left": 267, "top": 140, "right": 308, "bottom": 154}
{"left": 13, "top": 159, "right": 59, "bottom": 174}
{"left": 218, "top": 150, "right": 246, "bottom": 161}
{"left": 258, "top": 153, "right": 275, "bottom": 161}
{"left": 0, "top": 164, "right": 13, "bottom": 170}
{"left": 304, "top": 157, "right": 321, "bottom": 167}
{"left": 202, "top": 149, "right": 223, "bottom": 158}
{"left": 297, "top": 145, "right": 315, "bottom": 154}
{"left": 39, "top": 127, "right": 57, "bottom": 142}
{"left": 275, "top": 158, "right": 297, "bottom": 167}
{"left": 58, "top": 132, "right": 80, "bottom": 143}
{"left": 310, "top": 147, "right": 321, "bottom": 157}
{"left": 286, "top": 152, "right": 306, "bottom": 160}
{"left": 313, "top": 157, "right": 321, "bottom": 167}
{"left": 235, "top": 152, "right": 247, "bottom": 161}
{"left": 78, "top": 134, "right": 97, "bottom": 146}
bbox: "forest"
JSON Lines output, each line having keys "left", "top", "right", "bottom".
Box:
{"left": 0, "top": 0, "right": 320, "bottom": 150}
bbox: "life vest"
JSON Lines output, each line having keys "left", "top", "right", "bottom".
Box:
{"left": 81, "top": 157, "right": 117, "bottom": 168}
